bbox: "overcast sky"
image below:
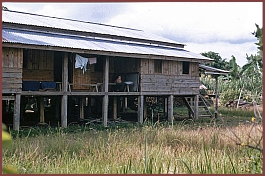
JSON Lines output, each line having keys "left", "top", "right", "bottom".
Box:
{"left": 2, "top": 2, "right": 263, "bottom": 66}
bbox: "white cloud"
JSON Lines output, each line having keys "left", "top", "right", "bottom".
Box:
{"left": 3, "top": 2, "right": 262, "bottom": 67}
{"left": 185, "top": 41, "right": 258, "bottom": 67}
{"left": 108, "top": 2, "right": 262, "bottom": 43}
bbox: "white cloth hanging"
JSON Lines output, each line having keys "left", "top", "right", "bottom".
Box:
{"left": 88, "top": 57, "right": 97, "bottom": 64}
{"left": 75, "top": 54, "right": 88, "bottom": 74}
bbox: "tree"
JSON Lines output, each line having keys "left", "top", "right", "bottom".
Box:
{"left": 2, "top": 6, "right": 8, "bottom": 10}
{"left": 252, "top": 23, "right": 263, "bottom": 52}
{"left": 201, "top": 51, "right": 230, "bottom": 71}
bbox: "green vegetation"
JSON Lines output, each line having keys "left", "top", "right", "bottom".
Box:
{"left": 3, "top": 108, "right": 263, "bottom": 174}
{"left": 200, "top": 24, "right": 263, "bottom": 106}
{"left": 2, "top": 124, "right": 18, "bottom": 174}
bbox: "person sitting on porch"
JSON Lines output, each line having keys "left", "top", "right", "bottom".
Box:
{"left": 113, "top": 75, "right": 125, "bottom": 92}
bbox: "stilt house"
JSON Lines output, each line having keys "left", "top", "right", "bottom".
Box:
{"left": 2, "top": 10, "right": 214, "bottom": 130}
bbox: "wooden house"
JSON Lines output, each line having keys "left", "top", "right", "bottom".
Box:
{"left": 2, "top": 10, "right": 214, "bottom": 130}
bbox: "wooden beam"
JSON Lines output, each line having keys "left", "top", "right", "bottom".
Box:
{"left": 194, "top": 95, "right": 199, "bottom": 120}
{"left": 13, "top": 94, "right": 21, "bottom": 130}
{"left": 61, "top": 52, "right": 69, "bottom": 128}
{"left": 144, "top": 98, "right": 147, "bottom": 121}
{"left": 102, "top": 56, "right": 109, "bottom": 127}
{"left": 113, "top": 97, "right": 117, "bottom": 120}
{"left": 168, "top": 95, "right": 174, "bottom": 122}
{"left": 62, "top": 52, "right": 68, "bottom": 92}
{"left": 215, "top": 76, "right": 219, "bottom": 118}
{"left": 138, "top": 95, "right": 144, "bottom": 124}
{"left": 39, "top": 97, "right": 45, "bottom": 123}
{"left": 2, "top": 43, "right": 209, "bottom": 63}
{"left": 61, "top": 95, "right": 67, "bottom": 128}
{"left": 103, "top": 56, "right": 109, "bottom": 92}
{"left": 1, "top": 96, "right": 15, "bottom": 100}
{"left": 164, "top": 97, "right": 168, "bottom": 113}
{"left": 102, "top": 95, "right": 108, "bottom": 127}
{"left": 79, "top": 97, "right": 84, "bottom": 119}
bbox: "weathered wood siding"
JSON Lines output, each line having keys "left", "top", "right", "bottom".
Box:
{"left": 109, "top": 57, "right": 140, "bottom": 73}
{"left": 72, "top": 56, "right": 103, "bottom": 90}
{"left": 140, "top": 59, "right": 200, "bottom": 94}
{"left": 22, "top": 49, "right": 54, "bottom": 81}
{"left": 2, "top": 47, "right": 23, "bottom": 93}
{"left": 73, "top": 67, "right": 91, "bottom": 90}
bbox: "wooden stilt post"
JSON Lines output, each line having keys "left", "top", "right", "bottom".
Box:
{"left": 215, "top": 76, "right": 219, "bottom": 118}
{"left": 61, "top": 95, "right": 67, "bottom": 128}
{"left": 144, "top": 97, "right": 147, "bottom": 121}
{"left": 13, "top": 94, "right": 21, "bottom": 130}
{"left": 61, "top": 52, "right": 68, "bottom": 128}
{"left": 168, "top": 94, "right": 174, "bottom": 123}
{"left": 102, "top": 56, "right": 109, "bottom": 127}
{"left": 194, "top": 94, "right": 199, "bottom": 119}
{"left": 55, "top": 97, "right": 60, "bottom": 121}
{"left": 39, "top": 96, "right": 45, "bottom": 123}
{"left": 79, "top": 97, "right": 84, "bottom": 119}
{"left": 164, "top": 97, "right": 168, "bottom": 113}
{"left": 113, "top": 96, "right": 117, "bottom": 120}
{"left": 138, "top": 95, "right": 144, "bottom": 124}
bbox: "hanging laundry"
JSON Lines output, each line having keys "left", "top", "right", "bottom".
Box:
{"left": 75, "top": 54, "right": 88, "bottom": 74}
{"left": 88, "top": 57, "right": 97, "bottom": 64}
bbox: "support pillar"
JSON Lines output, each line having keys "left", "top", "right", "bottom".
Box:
{"left": 102, "top": 95, "right": 108, "bottom": 127}
{"left": 168, "top": 94, "right": 174, "bottom": 122}
{"left": 102, "top": 56, "right": 109, "bottom": 127}
{"left": 113, "top": 97, "right": 117, "bottom": 120}
{"left": 164, "top": 97, "right": 168, "bottom": 113}
{"left": 61, "top": 95, "right": 67, "bottom": 128}
{"left": 194, "top": 94, "right": 199, "bottom": 120}
{"left": 215, "top": 76, "right": 219, "bottom": 118}
{"left": 13, "top": 94, "right": 21, "bottom": 131}
{"left": 79, "top": 97, "right": 84, "bottom": 119}
{"left": 39, "top": 96, "right": 45, "bottom": 123}
{"left": 138, "top": 95, "right": 144, "bottom": 124}
{"left": 61, "top": 52, "right": 68, "bottom": 128}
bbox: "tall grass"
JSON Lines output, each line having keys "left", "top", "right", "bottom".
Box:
{"left": 3, "top": 117, "right": 262, "bottom": 174}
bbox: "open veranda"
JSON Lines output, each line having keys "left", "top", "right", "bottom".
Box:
{"left": 3, "top": 107, "right": 263, "bottom": 174}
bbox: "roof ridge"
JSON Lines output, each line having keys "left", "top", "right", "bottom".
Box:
{"left": 3, "top": 9, "right": 143, "bottom": 32}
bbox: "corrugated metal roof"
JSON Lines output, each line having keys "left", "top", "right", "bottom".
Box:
{"left": 2, "top": 10, "right": 184, "bottom": 47}
{"left": 199, "top": 64, "right": 230, "bottom": 75}
{"left": 2, "top": 28, "right": 212, "bottom": 62}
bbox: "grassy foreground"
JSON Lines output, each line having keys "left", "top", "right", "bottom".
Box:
{"left": 3, "top": 112, "right": 263, "bottom": 174}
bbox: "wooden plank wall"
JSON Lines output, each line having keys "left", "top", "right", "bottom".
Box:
{"left": 23, "top": 49, "right": 54, "bottom": 81}
{"left": 2, "top": 47, "right": 23, "bottom": 93}
{"left": 109, "top": 57, "right": 140, "bottom": 82}
{"left": 110, "top": 57, "right": 140, "bottom": 73}
{"left": 72, "top": 59, "right": 103, "bottom": 90}
{"left": 72, "top": 67, "right": 91, "bottom": 90}
{"left": 140, "top": 59, "right": 200, "bottom": 94}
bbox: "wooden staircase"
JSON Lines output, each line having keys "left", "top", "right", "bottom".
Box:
{"left": 182, "top": 94, "right": 213, "bottom": 119}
